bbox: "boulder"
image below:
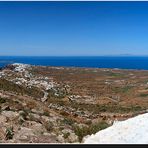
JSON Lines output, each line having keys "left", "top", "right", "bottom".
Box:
{"left": 1, "top": 111, "right": 19, "bottom": 120}
{"left": 22, "top": 121, "right": 46, "bottom": 135}
{"left": 13, "top": 127, "right": 35, "bottom": 142}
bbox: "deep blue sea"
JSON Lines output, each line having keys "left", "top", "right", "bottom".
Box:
{"left": 1, "top": 56, "right": 148, "bottom": 70}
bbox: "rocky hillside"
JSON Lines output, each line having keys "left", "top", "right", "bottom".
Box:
{"left": 1, "top": 63, "right": 148, "bottom": 143}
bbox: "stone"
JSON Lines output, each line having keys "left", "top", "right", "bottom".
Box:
{"left": 0, "top": 115, "right": 7, "bottom": 124}
{"left": 0, "top": 127, "right": 6, "bottom": 140}
{"left": 1, "top": 111, "right": 19, "bottom": 120}
{"left": 57, "top": 134, "right": 65, "bottom": 143}
{"left": 31, "top": 109, "right": 44, "bottom": 115}
{"left": 67, "top": 133, "right": 79, "bottom": 143}
{"left": 23, "top": 121, "right": 46, "bottom": 135}
{"left": 29, "top": 134, "right": 58, "bottom": 143}
{"left": 29, "top": 113, "right": 41, "bottom": 122}
{"left": 1, "top": 105, "right": 10, "bottom": 111}
{"left": 13, "top": 127, "right": 34, "bottom": 142}
{"left": 41, "top": 116, "right": 50, "bottom": 123}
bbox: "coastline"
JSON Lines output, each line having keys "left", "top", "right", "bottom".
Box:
{"left": 1, "top": 56, "right": 148, "bottom": 70}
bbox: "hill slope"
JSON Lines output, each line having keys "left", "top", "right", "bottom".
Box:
{"left": 1, "top": 63, "right": 148, "bottom": 143}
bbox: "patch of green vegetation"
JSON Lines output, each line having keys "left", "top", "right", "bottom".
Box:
{"left": 73, "top": 121, "right": 109, "bottom": 142}
{"left": 5, "top": 126, "right": 14, "bottom": 140}
{"left": 47, "top": 87, "right": 68, "bottom": 99}
{"left": 44, "top": 121, "right": 53, "bottom": 132}
{"left": 108, "top": 72, "right": 124, "bottom": 77}
{"left": 139, "top": 93, "right": 148, "bottom": 97}
{"left": 62, "top": 117, "right": 75, "bottom": 126}
{"left": 63, "top": 132, "right": 70, "bottom": 139}
{"left": 0, "top": 97, "right": 6, "bottom": 104}
{"left": 59, "top": 127, "right": 64, "bottom": 131}
{"left": 19, "top": 109, "right": 30, "bottom": 120}
{"left": 27, "top": 86, "right": 44, "bottom": 98}
{"left": 85, "top": 120, "right": 92, "bottom": 125}
{"left": 143, "top": 80, "right": 148, "bottom": 84}
{"left": 47, "top": 89, "right": 57, "bottom": 98}
{"left": 112, "top": 86, "right": 133, "bottom": 93}
{"left": 70, "top": 102, "right": 144, "bottom": 114}
{"left": 0, "top": 78, "right": 44, "bottom": 98}
{"left": 94, "top": 104, "right": 143, "bottom": 114}
{"left": 122, "top": 86, "right": 133, "bottom": 93}
{"left": 43, "top": 111, "right": 50, "bottom": 116}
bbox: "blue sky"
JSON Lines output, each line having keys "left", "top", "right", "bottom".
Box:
{"left": 0, "top": 1, "right": 148, "bottom": 56}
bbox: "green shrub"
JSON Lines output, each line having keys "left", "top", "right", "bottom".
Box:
{"left": 108, "top": 72, "right": 124, "bottom": 77}
{"left": 5, "top": 126, "right": 14, "bottom": 140}
{"left": 73, "top": 121, "right": 109, "bottom": 142}
{"left": 43, "top": 111, "right": 49, "bottom": 116}
{"left": 63, "top": 132, "right": 70, "bottom": 139}
{"left": 19, "top": 110, "right": 29, "bottom": 120}
{"left": 62, "top": 117, "right": 75, "bottom": 126}
{"left": 85, "top": 120, "right": 92, "bottom": 125}
{"left": 139, "top": 93, "right": 148, "bottom": 97}
{"left": 44, "top": 121, "right": 53, "bottom": 132}
{"left": 0, "top": 97, "right": 6, "bottom": 104}
{"left": 122, "top": 86, "right": 133, "bottom": 93}
{"left": 92, "top": 104, "right": 144, "bottom": 114}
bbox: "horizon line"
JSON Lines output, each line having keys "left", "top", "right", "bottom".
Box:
{"left": 1, "top": 55, "right": 148, "bottom": 57}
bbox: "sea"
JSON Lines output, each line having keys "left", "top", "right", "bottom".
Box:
{"left": 1, "top": 56, "right": 148, "bottom": 70}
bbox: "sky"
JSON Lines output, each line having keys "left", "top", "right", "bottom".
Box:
{"left": 0, "top": 1, "right": 148, "bottom": 56}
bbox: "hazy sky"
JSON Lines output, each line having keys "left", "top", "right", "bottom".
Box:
{"left": 0, "top": 1, "right": 148, "bottom": 56}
